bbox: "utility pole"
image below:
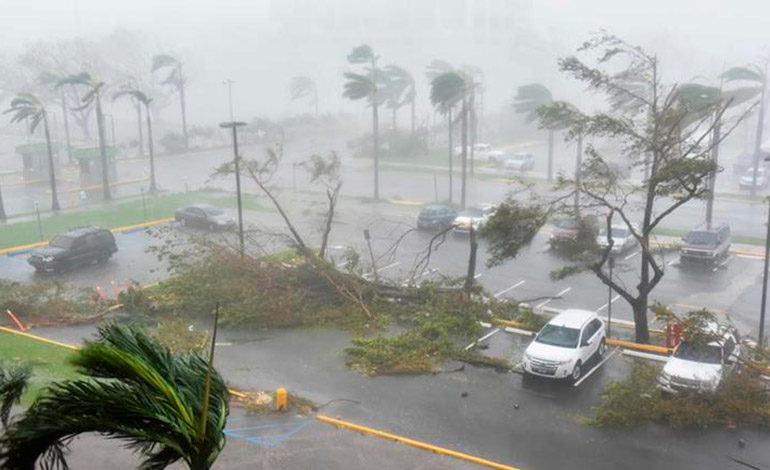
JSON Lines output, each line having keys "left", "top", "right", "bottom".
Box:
{"left": 219, "top": 121, "right": 247, "bottom": 257}
{"left": 224, "top": 79, "right": 235, "bottom": 122}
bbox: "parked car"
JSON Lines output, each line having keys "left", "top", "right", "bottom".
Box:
{"left": 550, "top": 214, "right": 599, "bottom": 242}
{"left": 175, "top": 204, "right": 235, "bottom": 230}
{"left": 453, "top": 204, "right": 496, "bottom": 234}
{"left": 739, "top": 166, "right": 769, "bottom": 190}
{"left": 657, "top": 323, "right": 741, "bottom": 394}
{"left": 522, "top": 309, "right": 606, "bottom": 382}
{"left": 28, "top": 226, "right": 117, "bottom": 273}
{"left": 596, "top": 224, "right": 637, "bottom": 254}
{"left": 500, "top": 152, "right": 535, "bottom": 172}
{"left": 454, "top": 143, "right": 494, "bottom": 160}
{"left": 417, "top": 204, "right": 458, "bottom": 230}
{"left": 680, "top": 224, "right": 731, "bottom": 264}
{"left": 732, "top": 152, "right": 756, "bottom": 176}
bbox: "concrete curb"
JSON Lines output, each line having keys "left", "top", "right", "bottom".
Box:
{"left": 386, "top": 198, "right": 424, "bottom": 206}
{"left": 316, "top": 415, "right": 521, "bottom": 470}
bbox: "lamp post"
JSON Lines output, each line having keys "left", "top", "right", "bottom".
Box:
{"left": 760, "top": 155, "right": 770, "bottom": 345}
{"left": 219, "top": 121, "right": 246, "bottom": 257}
{"left": 223, "top": 79, "right": 235, "bottom": 122}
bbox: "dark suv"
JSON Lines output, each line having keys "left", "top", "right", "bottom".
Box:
{"left": 680, "top": 224, "right": 731, "bottom": 264}
{"left": 28, "top": 226, "right": 118, "bottom": 273}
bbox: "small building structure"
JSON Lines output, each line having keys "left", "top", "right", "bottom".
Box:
{"left": 15, "top": 142, "right": 62, "bottom": 182}
{"left": 73, "top": 146, "right": 118, "bottom": 187}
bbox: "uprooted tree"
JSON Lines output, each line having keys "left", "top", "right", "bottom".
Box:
{"left": 539, "top": 34, "right": 756, "bottom": 343}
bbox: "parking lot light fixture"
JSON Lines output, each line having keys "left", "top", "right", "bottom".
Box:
{"left": 761, "top": 155, "right": 770, "bottom": 345}
{"left": 219, "top": 121, "right": 247, "bottom": 257}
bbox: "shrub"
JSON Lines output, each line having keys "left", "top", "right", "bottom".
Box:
{"left": 0, "top": 280, "right": 92, "bottom": 325}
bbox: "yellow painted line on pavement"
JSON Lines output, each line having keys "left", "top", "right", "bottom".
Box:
{"left": 0, "top": 241, "right": 48, "bottom": 256}
{"left": 0, "top": 326, "right": 246, "bottom": 398}
{"left": 0, "top": 326, "right": 79, "bottom": 351}
{"left": 316, "top": 415, "right": 521, "bottom": 470}
{"left": 606, "top": 338, "right": 672, "bottom": 355}
{"left": 386, "top": 198, "right": 424, "bottom": 206}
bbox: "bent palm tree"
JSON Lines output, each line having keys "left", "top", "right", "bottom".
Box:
{"left": 426, "top": 61, "right": 456, "bottom": 202}
{"left": 39, "top": 72, "right": 74, "bottom": 164}
{"left": 289, "top": 75, "right": 318, "bottom": 115}
{"left": 721, "top": 64, "right": 768, "bottom": 197}
{"left": 57, "top": 72, "right": 112, "bottom": 200}
{"left": 114, "top": 88, "right": 157, "bottom": 193}
{"left": 153, "top": 54, "right": 188, "bottom": 149}
{"left": 344, "top": 44, "right": 382, "bottom": 200}
{"left": 514, "top": 83, "right": 555, "bottom": 181}
{"left": 383, "top": 65, "right": 415, "bottom": 132}
{"left": 431, "top": 70, "right": 470, "bottom": 209}
{"left": 5, "top": 93, "right": 62, "bottom": 210}
{"left": 0, "top": 364, "right": 30, "bottom": 428}
{"left": 0, "top": 323, "right": 228, "bottom": 470}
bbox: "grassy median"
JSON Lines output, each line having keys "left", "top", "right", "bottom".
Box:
{"left": 0, "top": 331, "right": 79, "bottom": 405}
{"left": 0, "top": 189, "right": 265, "bottom": 250}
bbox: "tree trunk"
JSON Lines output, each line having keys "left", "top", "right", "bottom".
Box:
{"left": 469, "top": 90, "right": 476, "bottom": 177}
{"left": 60, "top": 92, "right": 73, "bottom": 164}
{"left": 392, "top": 106, "right": 397, "bottom": 131}
{"left": 460, "top": 96, "right": 468, "bottom": 210}
{"left": 95, "top": 93, "right": 112, "bottom": 200}
{"left": 410, "top": 98, "right": 415, "bottom": 135}
{"left": 464, "top": 225, "right": 478, "bottom": 293}
{"left": 448, "top": 107, "right": 453, "bottom": 203}
{"left": 547, "top": 129, "right": 554, "bottom": 182}
{"left": 147, "top": 106, "right": 157, "bottom": 193}
{"left": 136, "top": 100, "right": 144, "bottom": 157}
{"left": 0, "top": 180, "right": 6, "bottom": 221}
{"left": 42, "top": 113, "right": 61, "bottom": 211}
{"left": 178, "top": 77, "right": 189, "bottom": 150}
{"left": 751, "top": 85, "right": 766, "bottom": 198}
{"left": 373, "top": 102, "right": 380, "bottom": 200}
{"left": 574, "top": 133, "right": 582, "bottom": 212}
{"left": 705, "top": 119, "right": 720, "bottom": 229}
{"left": 635, "top": 271, "right": 651, "bottom": 343}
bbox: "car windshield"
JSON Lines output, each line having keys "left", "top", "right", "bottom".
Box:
{"left": 201, "top": 207, "right": 224, "bottom": 216}
{"left": 510, "top": 154, "right": 528, "bottom": 161}
{"left": 674, "top": 341, "right": 722, "bottom": 364}
{"left": 554, "top": 218, "right": 578, "bottom": 230}
{"left": 685, "top": 230, "right": 717, "bottom": 245}
{"left": 422, "top": 206, "right": 448, "bottom": 216}
{"left": 50, "top": 236, "right": 74, "bottom": 249}
{"left": 600, "top": 227, "right": 628, "bottom": 238}
{"left": 535, "top": 324, "right": 580, "bottom": 348}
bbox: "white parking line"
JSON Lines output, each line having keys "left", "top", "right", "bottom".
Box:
{"left": 474, "top": 273, "right": 483, "bottom": 279}
{"left": 573, "top": 347, "right": 619, "bottom": 387}
{"left": 737, "top": 254, "right": 764, "bottom": 260}
{"left": 493, "top": 280, "right": 526, "bottom": 299}
{"left": 624, "top": 250, "right": 641, "bottom": 260}
{"left": 667, "top": 259, "right": 677, "bottom": 267}
{"left": 464, "top": 328, "right": 501, "bottom": 351}
{"left": 416, "top": 268, "right": 439, "bottom": 279}
{"left": 595, "top": 294, "right": 620, "bottom": 312}
{"left": 535, "top": 287, "right": 572, "bottom": 310}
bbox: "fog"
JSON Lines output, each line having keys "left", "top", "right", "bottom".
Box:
{"left": 3, "top": 0, "right": 769, "bottom": 125}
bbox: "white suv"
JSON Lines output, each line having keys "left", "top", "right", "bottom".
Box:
{"left": 523, "top": 309, "right": 607, "bottom": 381}
{"left": 657, "top": 324, "right": 741, "bottom": 394}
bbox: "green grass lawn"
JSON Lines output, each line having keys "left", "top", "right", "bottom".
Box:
{"left": 0, "top": 189, "right": 266, "bottom": 250}
{"left": 0, "top": 331, "right": 79, "bottom": 406}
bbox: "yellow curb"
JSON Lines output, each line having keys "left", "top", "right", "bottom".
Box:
{"left": 386, "top": 198, "right": 424, "bottom": 206}
{"left": 316, "top": 415, "right": 520, "bottom": 470}
{"left": 0, "top": 241, "right": 49, "bottom": 256}
{"left": 0, "top": 326, "right": 79, "bottom": 351}
{"left": 491, "top": 318, "right": 531, "bottom": 330}
{"left": 606, "top": 338, "right": 672, "bottom": 355}
{"left": 0, "top": 218, "right": 172, "bottom": 256}
{"left": 0, "top": 325, "right": 245, "bottom": 398}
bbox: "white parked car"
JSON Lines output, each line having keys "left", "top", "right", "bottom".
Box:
{"left": 501, "top": 153, "right": 535, "bottom": 172}
{"left": 452, "top": 204, "right": 495, "bottom": 234}
{"left": 454, "top": 143, "right": 494, "bottom": 161}
{"left": 657, "top": 324, "right": 742, "bottom": 394}
{"left": 523, "top": 309, "right": 606, "bottom": 381}
{"left": 596, "top": 224, "right": 637, "bottom": 254}
{"left": 739, "top": 166, "right": 769, "bottom": 190}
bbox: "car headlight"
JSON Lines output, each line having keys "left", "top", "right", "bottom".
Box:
{"left": 659, "top": 371, "right": 672, "bottom": 383}
{"left": 555, "top": 358, "right": 573, "bottom": 366}
{"left": 42, "top": 255, "right": 55, "bottom": 262}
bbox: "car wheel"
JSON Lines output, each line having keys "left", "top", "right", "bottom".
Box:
{"left": 571, "top": 361, "right": 582, "bottom": 382}
{"left": 597, "top": 338, "right": 606, "bottom": 358}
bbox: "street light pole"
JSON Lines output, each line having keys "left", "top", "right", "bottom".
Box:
{"left": 760, "top": 196, "right": 770, "bottom": 345}
{"left": 219, "top": 121, "right": 247, "bottom": 257}
{"left": 224, "top": 79, "right": 235, "bottom": 122}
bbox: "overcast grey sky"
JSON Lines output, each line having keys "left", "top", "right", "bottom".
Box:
{"left": 2, "top": 0, "right": 769, "bottom": 124}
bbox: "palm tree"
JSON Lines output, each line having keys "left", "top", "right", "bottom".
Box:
{"left": 721, "top": 64, "right": 768, "bottom": 197}
{"left": 430, "top": 70, "right": 471, "bottom": 209}
{"left": 513, "top": 83, "right": 555, "bottom": 181}
{"left": 0, "top": 323, "right": 229, "bottom": 470}
{"left": 344, "top": 44, "right": 382, "bottom": 200}
{"left": 426, "top": 60, "right": 456, "bottom": 202}
{"left": 57, "top": 72, "right": 112, "bottom": 200}
{"left": 38, "top": 72, "right": 74, "bottom": 164}
{"left": 5, "top": 93, "right": 62, "bottom": 210}
{"left": 461, "top": 65, "right": 483, "bottom": 176}
{"left": 383, "top": 65, "right": 415, "bottom": 132}
{"left": 289, "top": 75, "right": 318, "bottom": 115}
{"left": 0, "top": 364, "right": 30, "bottom": 428}
{"left": 0, "top": 181, "right": 6, "bottom": 221}
{"left": 153, "top": 54, "right": 188, "bottom": 149}
{"left": 114, "top": 88, "right": 157, "bottom": 193}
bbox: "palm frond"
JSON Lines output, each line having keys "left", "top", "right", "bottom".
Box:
{"left": 56, "top": 72, "right": 93, "bottom": 89}
{"left": 0, "top": 364, "right": 30, "bottom": 427}
{"left": 720, "top": 66, "right": 765, "bottom": 84}
{"left": 425, "top": 60, "right": 453, "bottom": 81}
{"left": 342, "top": 72, "right": 375, "bottom": 101}
{"left": 429, "top": 70, "right": 467, "bottom": 110}
{"left": 513, "top": 83, "right": 553, "bottom": 123}
{"left": 347, "top": 44, "right": 376, "bottom": 64}
{"left": 152, "top": 54, "right": 179, "bottom": 72}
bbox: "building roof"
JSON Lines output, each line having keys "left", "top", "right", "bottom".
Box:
{"left": 15, "top": 142, "right": 62, "bottom": 155}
